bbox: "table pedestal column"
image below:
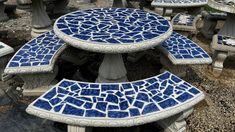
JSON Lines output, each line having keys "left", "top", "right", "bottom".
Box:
{"left": 96, "top": 54, "right": 128, "bottom": 83}
{"left": 219, "top": 13, "right": 235, "bottom": 37}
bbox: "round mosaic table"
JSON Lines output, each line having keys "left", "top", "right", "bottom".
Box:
{"left": 208, "top": 0, "right": 235, "bottom": 37}
{"left": 54, "top": 8, "right": 172, "bottom": 83}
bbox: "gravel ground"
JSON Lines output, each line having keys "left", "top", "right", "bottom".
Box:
{"left": 0, "top": 0, "right": 235, "bottom": 132}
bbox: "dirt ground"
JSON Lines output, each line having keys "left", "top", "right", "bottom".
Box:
{"left": 0, "top": 0, "right": 235, "bottom": 132}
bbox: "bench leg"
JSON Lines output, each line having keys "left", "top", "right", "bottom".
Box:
{"left": 0, "top": 0, "right": 9, "bottom": 22}
{"left": 0, "top": 55, "right": 13, "bottom": 81}
{"left": 212, "top": 51, "right": 228, "bottom": 77}
{"left": 160, "top": 55, "right": 188, "bottom": 78}
{"left": 31, "top": 0, "right": 52, "bottom": 38}
{"left": 68, "top": 125, "right": 92, "bottom": 132}
{"left": 19, "top": 65, "right": 58, "bottom": 96}
{"left": 158, "top": 108, "right": 194, "bottom": 132}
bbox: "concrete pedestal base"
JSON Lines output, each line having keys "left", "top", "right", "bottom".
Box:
{"left": 96, "top": 54, "right": 128, "bottom": 83}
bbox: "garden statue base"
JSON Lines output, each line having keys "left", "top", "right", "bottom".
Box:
{"left": 0, "top": 0, "right": 9, "bottom": 22}
{"left": 15, "top": 0, "right": 32, "bottom": 14}
{"left": 31, "top": 0, "right": 52, "bottom": 37}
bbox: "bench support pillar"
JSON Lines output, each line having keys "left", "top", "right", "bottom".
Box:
{"left": 96, "top": 54, "right": 128, "bottom": 83}
{"left": 68, "top": 125, "right": 92, "bottom": 132}
{"left": 31, "top": 0, "right": 52, "bottom": 38}
{"left": 20, "top": 66, "right": 58, "bottom": 96}
{"left": 158, "top": 108, "right": 194, "bottom": 132}
{"left": 0, "top": 0, "right": 9, "bottom": 22}
{"left": 160, "top": 55, "right": 188, "bottom": 78}
{"left": 212, "top": 51, "right": 228, "bottom": 77}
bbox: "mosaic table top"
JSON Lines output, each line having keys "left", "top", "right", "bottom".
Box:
{"left": 159, "top": 32, "right": 212, "bottom": 64}
{"left": 26, "top": 71, "right": 204, "bottom": 127}
{"left": 0, "top": 42, "right": 14, "bottom": 58}
{"left": 54, "top": 8, "right": 172, "bottom": 54}
{"left": 5, "top": 31, "right": 67, "bottom": 74}
{"left": 151, "top": 0, "right": 208, "bottom": 7}
{"left": 208, "top": 0, "right": 235, "bottom": 13}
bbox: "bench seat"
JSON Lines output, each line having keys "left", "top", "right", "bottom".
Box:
{"left": 211, "top": 34, "right": 235, "bottom": 76}
{"left": 171, "top": 13, "right": 200, "bottom": 34}
{"left": 159, "top": 32, "right": 212, "bottom": 65}
{"left": 26, "top": 71, "right": 204, "bottom": 129}
{"left": 4, "top": 31, "right": 67, "bottom": 74}
{"left": 4, "top": 31, "right": 67, "bottom": 96}
{"left": 0, "top": 42, "right": 14, "bottom": 81}
{"left": 0, "top": 42, "right": 14, "bottom": 58}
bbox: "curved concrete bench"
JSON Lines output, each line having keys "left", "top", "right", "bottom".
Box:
{"left": 26, "top": 71, "right": 204, "bottom": 132}
{"left": 4, "top": 31, "right": 67, "bottom": 96}
{"left": 158, "top": 32, "right": 212, "bottom": 77}
{"left": 0, "top": 42, "right": 14, "bottom": 81}
{"left": 211, "top": 34, "right": 235, "bottom": 76}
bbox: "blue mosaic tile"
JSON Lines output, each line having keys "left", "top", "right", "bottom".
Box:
{"left": 6, "top": 31, "right": 65, "bottom": 68}
{"left": 160, "top": 32, "right": 211, "bottom": 63}
{"left": 55, "top": 8, "right": 170, "bottom": 44}
{"left": 31, "top": 71, "right": 203, "bottom": 119}
{"left": 173, "top": 14, "right": 195, "bottom": 26}
{"left": 218, "top": 35, "right": 235, "bottom": 47}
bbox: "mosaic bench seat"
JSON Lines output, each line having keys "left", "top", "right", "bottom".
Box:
{"left": 0, "top": 42, "right": 14, "bottom": 81}
{"left": 211, "top": 34, "right": 235, "bottom": 76}
{"left": 4, "top": 31, "right": 67, "bottom": 96}
{"left": 26, "top": 71, "right": 205, "bottom": 132}
{"left": 158, "top": 32, "right": 212, "bottom": 77}
{"left": 171, "top": 13, "right": 201, "bottom": 35}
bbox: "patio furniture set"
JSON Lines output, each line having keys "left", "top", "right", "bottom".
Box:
{"left": 0, "top": 0, "right": 233, "bottom": 132}
{"left": 1, "top": 6, "right": 213, "bottom": 132}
